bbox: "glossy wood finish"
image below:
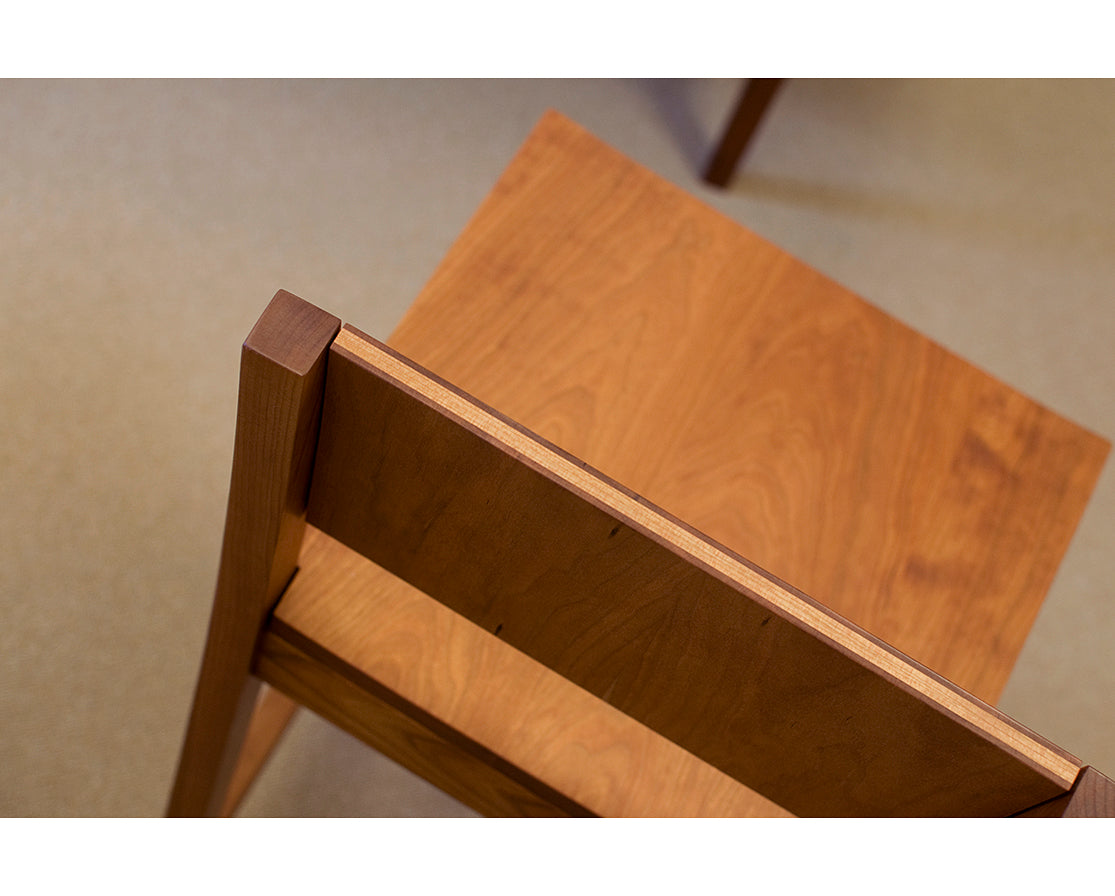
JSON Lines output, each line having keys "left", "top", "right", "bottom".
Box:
{"left": 267, "top": 526, "right": 791, "bottom": 817}
{"left": 704, "top": 78, "right": 783, "bottom": 186}
{"left": 302, "top": 327, "right": 1079, "bottom": 817}
{"left": 166, "top": 290, "right": 340, "bottom": 816}
{"left": 389, "top": 111, "right": 1110, "bottom": 706}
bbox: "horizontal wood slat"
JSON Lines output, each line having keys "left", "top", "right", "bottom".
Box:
{"left": 256, "top": 625, "right": 585, "bottom": 818}
{"left": 269, "top": 525, "right": 791, "bottom": 817}
{"left": 304, "top": 326, "right": 1081, "bottom": 817}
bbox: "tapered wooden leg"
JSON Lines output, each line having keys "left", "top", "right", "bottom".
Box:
{"left": 219, "top": 684, "right": 301, "bottom": 816}
{"left": 166, "top": 291, "right": 340, "bottom": 816}
{"left": 703, "top": 79, "right": 783, "bottom": 187}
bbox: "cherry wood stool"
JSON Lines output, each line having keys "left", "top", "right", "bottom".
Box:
{"left": 168, "top": 111, "right": 1112, "bottom": 817}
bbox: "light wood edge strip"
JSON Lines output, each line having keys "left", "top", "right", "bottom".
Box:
{"left": 335, "top": 325, "right": 1079, "bottom": 788}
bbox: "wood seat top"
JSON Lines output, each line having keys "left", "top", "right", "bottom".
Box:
{"left": 386, "top": 110, "right": 1109, "bottom": 704}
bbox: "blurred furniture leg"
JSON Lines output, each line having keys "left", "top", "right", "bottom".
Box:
{"left": 703, "top": 78, "right": 783, "bottom": 187}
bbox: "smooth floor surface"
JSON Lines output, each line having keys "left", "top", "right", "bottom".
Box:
{"left": 2, "top": 79, "right": 1113, "bottom": 816}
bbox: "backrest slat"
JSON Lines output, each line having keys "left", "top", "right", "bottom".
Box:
{"left": 306, "top": 324, "right": 1080, "bottom": 817}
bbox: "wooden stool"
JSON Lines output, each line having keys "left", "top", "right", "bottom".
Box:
{"left": 168, "top": 111, "right": 1112, "bottom": 817}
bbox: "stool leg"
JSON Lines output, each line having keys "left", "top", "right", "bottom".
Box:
{"left": 168, "top": 647, "right": 263, "bottom": 817}
{"left": 166, "top": 291, "right": 340, "bottom": 816}
{"left": 219, "top": 684, "right": 301, "bottom": 816}
{"left": 703, "top": 79, "right": 783, "bottom": 187}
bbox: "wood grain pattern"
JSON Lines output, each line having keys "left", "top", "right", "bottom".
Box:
{"left": 268, "top": 526, "right": 792, "bottom": 817}
{"left": 1015, "top": 767, "right": 1115, "bottom": 817}
{"left": 388, "top": 110, "right": 1109, "bottom": 705}
{"left": 256, "top": 627, "right": 588, "bottom": 817}
{"left": 304, "top": 326, "right": 1080, "bottom": 817}
{"left": 166, "top": 290, "right": 340, "bottom": 816}
{"left": 179, "top": 110, "right": 1110, "bottom": 817}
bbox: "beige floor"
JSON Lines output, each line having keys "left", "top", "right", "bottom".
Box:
{"left": 2, "top": 79, "right": 1112, "bottom": 817}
